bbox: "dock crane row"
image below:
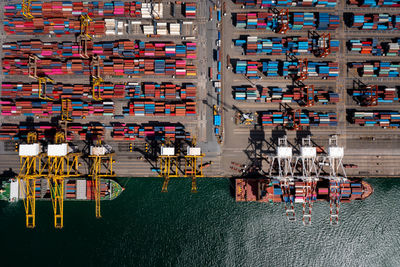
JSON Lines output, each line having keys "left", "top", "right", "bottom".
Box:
{"left": 16, "top": 129, "right": 120, "bottom": 228}
{"left": 268, "top": 135, "right": 347, "bottom": 225}
{"left": 158, "top": 137, "right": 206, "bottom": 193}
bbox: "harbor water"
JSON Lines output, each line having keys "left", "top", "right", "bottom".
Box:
{"left": 0, "top": 178, "right": 399, "bottom": 266}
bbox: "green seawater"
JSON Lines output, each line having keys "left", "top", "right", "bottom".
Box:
{"left": 0, "top": 178, "right": 399, "bottom": 267}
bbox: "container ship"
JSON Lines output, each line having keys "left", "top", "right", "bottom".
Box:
{"left": 236, "top": 178, "right": 373, "bottom": 202}
{"left": 0, "top": 178, "right": 124, "bottom": 202}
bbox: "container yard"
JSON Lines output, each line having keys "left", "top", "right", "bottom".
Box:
{"left": 1, "top": 0, "right": 400, "bottom": 229}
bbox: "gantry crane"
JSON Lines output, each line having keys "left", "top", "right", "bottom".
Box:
{"left": 269, "top": 136, "right": 296, "bottom": 221}
{"left": 22, "top": 0, "right": 34, "bottom": 19}
{"left": 309, "top": 31, "right": 332, "bottom": 58}
{"left": 305, "top": 85, "right": 315, "bottom": 107}
{"left": 297, "top": 58, "right": 308, "bottom": 81}
{"left": 184, "top": 137, "right": 205, "bottom": 193}
{"left": 17, "top": 132, "right": 45, "bottom": 228}
{"left": 28, "top": 55, "right": 54, "bottom": 100}
{"left": 79, "top": 14, "right": 93, "bottom": 59}
{"left": 45, "top": 132, "right": 81, "bottom": 228}
{"left": 287, "top": 109, "right": 302, "bottom": 131}
{"left": 318, "top": 33, "right": 331, "bottom": 58}
{"left": 89, "top": 140, "right": 115, "bottom": 218}
{"left": 91, "top": 55, "right": 104, "bottom": 101}
{"left": 273, "top": 8, "right": 289, "bottom": 34}
{"left": 319, "top": 135, "right": 346, "bottom": 225}
{"left": 294, "top": 136, "right": 318, "bottom": 225}
{"left": 363, "top": 85, "right": 378, "bottom": 107}
{"left": 158, "top": 138, "right": 179, "bottom": 192}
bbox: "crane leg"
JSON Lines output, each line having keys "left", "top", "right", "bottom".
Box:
{"left": 49, "top": 178, "right": 64, "bottom": 229}
{"left": 19, "top": 178, "right": 36, "bottom": 228}
{"left": 191, "top": 177, "right": 197, "bottom": 193}
{"left": 162, "top": 177, "right": 170, "bottom": 193}
{"left": 95, "top": 176, "right": 101, "bottom": 218}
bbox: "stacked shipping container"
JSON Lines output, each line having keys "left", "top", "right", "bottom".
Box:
{"left": 0, "top": 123, "right": 191, "bottom": 142}
{"left": 3, "top": 58, "right": 196, "bottom": 76}
{"left": 3, "top": 41, "right": 197, "bottom": 59}
{"left": 350, "top": 62, "right": 400, "bottom": 77}
{"left": 349, "top": 13, "right": 400, "bottom": 30}
{"left": 234, "top": 0, "right": 337, "bottom": 7}
{"left": 352, "top": 111, "right": 400, "bottom": 127}
{"left": 233, "top": 86, "right": 339, "bottom": 104}
{"left": 235, "top": 12, "right": 340, "bottom": 31}
{"left": 235, "top": 36, "right": 339, "bottom": 56}
{"left": 260, "top": 111, "right": 338, "bottom": 127}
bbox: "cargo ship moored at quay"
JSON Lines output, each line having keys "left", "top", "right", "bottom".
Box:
{"left": 236, "top": 178, "right": 373, "bottom": 203}
{"left": 0, "top": 178, "right": 124, "bottom": 202}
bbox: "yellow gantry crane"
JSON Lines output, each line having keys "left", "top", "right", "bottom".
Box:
{"left": 46, "top": 132, "right": 81, "bottom": 229}
{"left": 91, "top": 55, "right": 104, "bottom": 101}
{"left": 184, "top": 137, "right": 205, "bottom": 193}
{"left": 22, "top": 0, "right": 34, "bottom": 19}
{"left": 79, "top": 14, "right": 93, "bottom": 59}
{"left": 89, "top": 140, "right": 115, "bottom": 218}
{"left": 17, "top": 132, "right": 45, "bottom": 228}
{"left": 28, "top": 55, "right": 54, "bottom": 100}
{"left": 61, "top": 99, "right": 72, "bottom": 122}
{"left": 158, "top": 139, "right": 179, "bottom": 192}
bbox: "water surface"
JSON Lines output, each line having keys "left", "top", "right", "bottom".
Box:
{"left": 0, "top": 178, "right": 399, "bottom": 267}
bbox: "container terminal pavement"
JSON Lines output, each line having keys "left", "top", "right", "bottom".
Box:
{"left": 0, "top": 0, "right": 399, "bottom": 229}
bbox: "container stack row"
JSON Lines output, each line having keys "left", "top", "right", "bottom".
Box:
{"left": 233, "top": 86, "right": 339, "bottom": 104}
{"left": 352, "top": 111, "right": 400, "bottom": 127}
{"left": 262, "top": 61, "right": 338, "bottom": 78}
{"left": 348, "top": 0, "right": 400, "bottom": 7}
{"left": 234, "top": 60, "right": 338, "bottom": 79}
{"left": 260, "top": 111, "right": 338, "bottom": 127}
{"left": 0, "top": 123, "right": 192, "bottom": 142}
{"left": 350, "top": 62, "right": 400, "bottom": 77}
{"left": 123, "top": 101, "right": 196, "bottom": 116}
{"left": 1, "top": 83, "right": 127, "bottom": 100}
{"left": 3, "top": 58, "right": 197, "bottom": 76}
{"left": 235, "top": 12, "right": 340, "bottom": 31}
{"left": 0, "top": 100, "right": 115, "bottom": 118}
{"left": 3, "top": 41, "right": 197, "bottom": 59}
{"left": 4, "top": 1, "right": 145, "bottom": 18}
{"left": 348, "top": 39, "right": 400, "bottom": 57}
{"left": 235, "top": 36, "right": 339, "bottom": 56}
{"left": 233, "top": 0, "right": 337, "bottom": 7}
{"left": 352, "top": 87, "right": 398, "bottom": 104}
{"left": 349, "top": 13, "right": 400, "bottom": 30}
{"left": 4, "top": 18, "right": 105, "bottom": 35}
{"left": 125, "top": 83, "right": 196, "bottom": 100}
